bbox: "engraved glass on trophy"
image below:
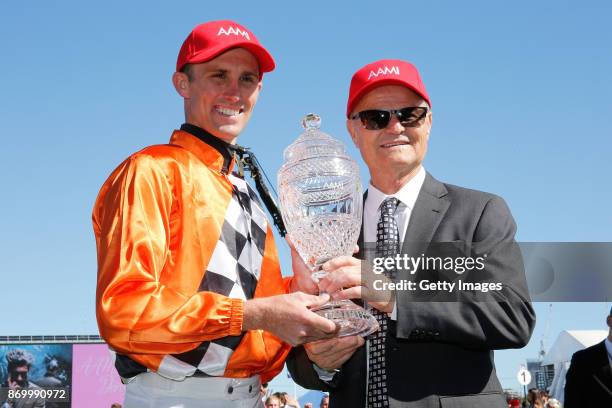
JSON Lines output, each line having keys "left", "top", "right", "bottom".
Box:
{"left": 278, "top": 113, "right": 379, "bottom": 337}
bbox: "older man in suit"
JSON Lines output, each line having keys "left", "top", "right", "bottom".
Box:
{"left": 564, "top": 307, "right": 612, "bottom": 406}
{"left": 287, "top": 59, "right": 536, "bottom": 407}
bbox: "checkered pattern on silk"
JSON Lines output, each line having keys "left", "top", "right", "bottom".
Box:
{"left": 155, "top": 174, "right": 268, "bottom": 379}
{"left": 367, "top": 197, "right": 400, "bottom": 407}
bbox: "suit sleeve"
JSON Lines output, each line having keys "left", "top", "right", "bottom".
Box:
{"left": 396, "top": 196, "right": 536, "bottom": 350}
{"left": 563, "top": 352, "right": 584, "bottom": 408}
{"left": 93, "top": 155, "right": 244, "bottom": 355}
{"left": 286, "top": 346, "right": 334, "bottom": 391}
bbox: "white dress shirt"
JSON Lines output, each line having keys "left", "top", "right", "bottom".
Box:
{"left": 313, "top": 166, "right": 427, "bottom": 382}
{"left": 363, "top": 166, "right": 426, "bottom": 320}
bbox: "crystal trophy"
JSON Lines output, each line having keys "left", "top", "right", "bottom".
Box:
{"left": 278, "top": 113, "right": 379, "bottom": 337}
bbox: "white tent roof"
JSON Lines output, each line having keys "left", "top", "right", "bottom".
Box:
{"left": 541, "top": 330, "right": 607, "bottom": 365}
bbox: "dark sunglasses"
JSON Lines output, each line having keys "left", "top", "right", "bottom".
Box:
{"left": 351, "top": 106, "right": 428, "bottom": 130}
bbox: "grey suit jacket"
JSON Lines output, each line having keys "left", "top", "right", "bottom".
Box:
{"left": 287, "top": 173, "right": 536, "bottom": 408}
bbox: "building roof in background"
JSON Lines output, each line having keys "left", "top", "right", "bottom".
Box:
{"left": 542, "top": 330, "right": 607, "bottom": 365}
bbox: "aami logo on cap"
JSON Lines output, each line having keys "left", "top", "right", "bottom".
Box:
{"left": 367, "top": 66, "right": 400, "bottom": 80}
{"left": 217, "top": 26, "right": 251, "bottom": 40}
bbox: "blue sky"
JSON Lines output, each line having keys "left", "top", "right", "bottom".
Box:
{"left": 1, "top": 0, "right": 610, "bottom": 394}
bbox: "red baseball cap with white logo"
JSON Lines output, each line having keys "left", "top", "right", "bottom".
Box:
{"left": 176, "top": 20, "right": 275, "bottom": 75}
{"left": 346, "top": 59, "right": 431, "bottom": 117}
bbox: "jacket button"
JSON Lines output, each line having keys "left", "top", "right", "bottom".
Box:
{"left": 228, "top": 386, "right": 234, "bottom": 394}
{"left": 249, "top": 385, "right": 253, "bottom": 393}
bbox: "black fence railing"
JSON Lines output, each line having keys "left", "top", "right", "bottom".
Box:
{"left": 0, "top": 335, "right": 103, "bottom": 344}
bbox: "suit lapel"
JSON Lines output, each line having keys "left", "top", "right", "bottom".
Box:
{"left": 400, "top": 173, "right": 450, "bottom": 266}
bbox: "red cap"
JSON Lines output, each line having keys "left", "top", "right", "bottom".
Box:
{"left": 176, "top": 20, "right": 275, "bottom": 75}
{"left": 346, "top": 59, "right": 430, "bottom": 117}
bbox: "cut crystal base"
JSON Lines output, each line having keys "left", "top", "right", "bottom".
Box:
{"left": 311, "top": 300, "right": 379, "bottom": 337}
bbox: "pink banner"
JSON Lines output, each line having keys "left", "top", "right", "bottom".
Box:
{"left": 71, "top": 344, "right": 125, "bottom": 407}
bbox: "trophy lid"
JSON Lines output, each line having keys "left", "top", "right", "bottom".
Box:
{"left": 282, "top": 113, "right": 349, "bottom": 163}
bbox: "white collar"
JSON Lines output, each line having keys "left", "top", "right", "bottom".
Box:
{"left": 605, "top": 336, "right": 612, "bottom": 356}
{"left": 366, "top": 166, "right": 426, "bottom": 212}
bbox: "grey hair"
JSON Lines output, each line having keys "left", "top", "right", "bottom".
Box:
{"left": 419, "top": 98, "right": 431, "bottom": 112}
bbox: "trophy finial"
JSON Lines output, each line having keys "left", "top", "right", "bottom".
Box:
{"left": 301, "top": 113, "right": 321, "bottom": 130}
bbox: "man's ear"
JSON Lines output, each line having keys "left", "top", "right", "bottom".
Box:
{"left": 172, "top": 72, "right": 190, "bottom": 98}
{"left": 253, "top": 80, "right": 263, "bottom": 101}
{"left": 424, "top": 110, "right": 433, "bottom": 139}
{"left": 346, "top": 118, "right": 358, "bottom": 145}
